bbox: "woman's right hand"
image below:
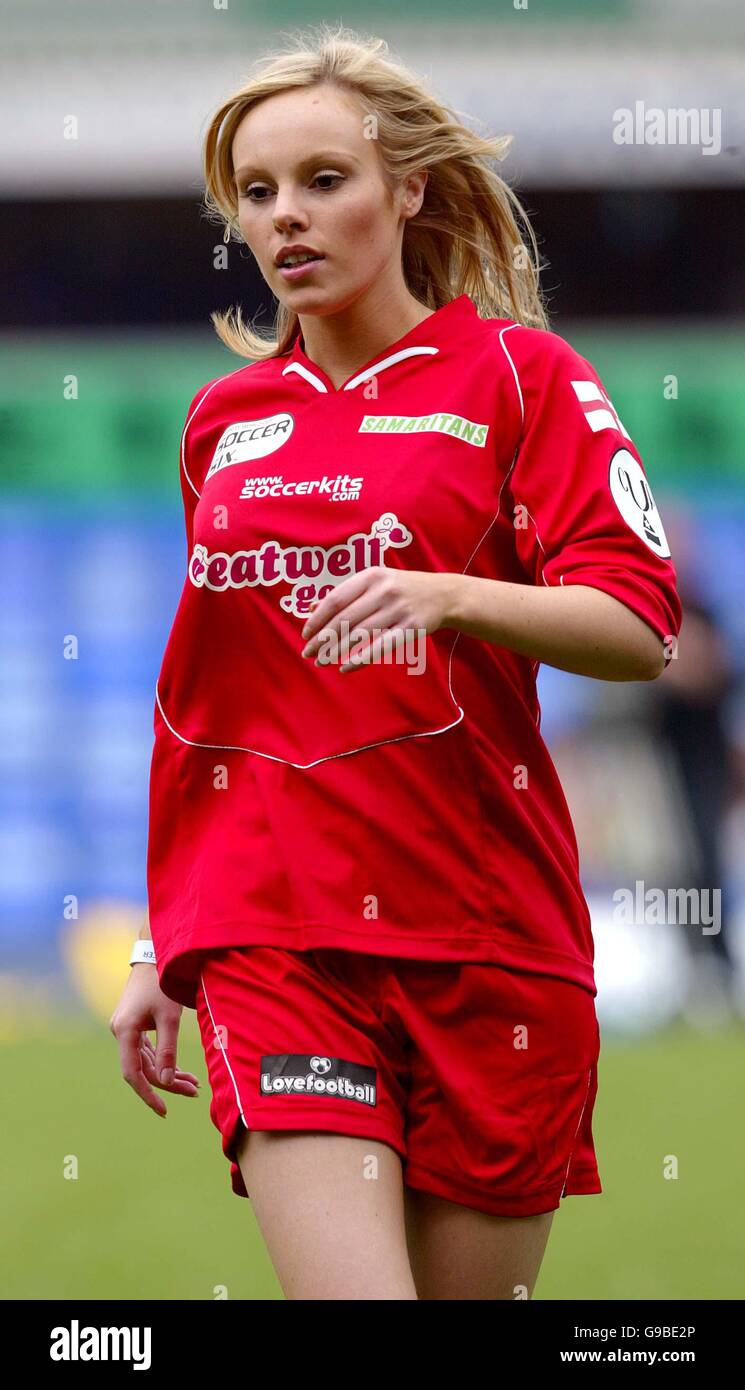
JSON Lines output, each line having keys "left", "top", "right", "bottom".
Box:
{"left": 109, "top": 963, "right": 200, "bottom": 1117}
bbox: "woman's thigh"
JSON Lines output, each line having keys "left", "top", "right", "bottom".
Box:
{"left": 235, "top": 1127, "right": 418, "bottom": 1300}
{"left": 403, "top": 1185, "right": 555, "bottom": 1300}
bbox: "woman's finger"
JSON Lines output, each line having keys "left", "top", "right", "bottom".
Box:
{"left": 139, "top": 1033, "right": 200, "bottom": 1085}
{"left": 139, "top": 1047, "right": 200, "bottom": 1089}
{"left": 115, "top": 1023, "right": 167, "bottom": 1117}
{"left": 139, "top": 1047, "right": 199, "bottom": 1097}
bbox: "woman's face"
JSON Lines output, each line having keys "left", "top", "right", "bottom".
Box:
{"left": 230, "top": 83, "right": 425, "bottom": 315}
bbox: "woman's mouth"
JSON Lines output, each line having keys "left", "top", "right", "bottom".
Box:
{"left": 277, "top": 255, "right": 325, "bottom": 281}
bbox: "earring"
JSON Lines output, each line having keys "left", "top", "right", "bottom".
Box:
{"left": 223, "top": 223, "right": 231, "bottom": 243}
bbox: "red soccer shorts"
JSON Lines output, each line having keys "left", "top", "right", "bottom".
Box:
{"left": 194, "top": 945, "right": 602, "bottom": 1218}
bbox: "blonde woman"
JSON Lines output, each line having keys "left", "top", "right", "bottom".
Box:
{"left": 111, "top": 24, "right": 681, "bottom": 1300}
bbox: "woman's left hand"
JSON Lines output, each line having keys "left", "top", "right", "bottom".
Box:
{"left": 300, "top": 567, "right": 459, "bottom": 672}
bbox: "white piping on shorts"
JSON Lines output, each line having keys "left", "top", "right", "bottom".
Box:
{"left": 559, "top": 1066, "right": 593, "bottom": 1199}
{"left": 200, "top": 969, "right": 247, "bottom": 1129}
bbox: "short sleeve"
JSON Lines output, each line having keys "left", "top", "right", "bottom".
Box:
{"left": 502, "top": 326, "right": 682, "bottom": 667}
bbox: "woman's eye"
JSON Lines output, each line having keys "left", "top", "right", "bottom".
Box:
{"left": 241, "top": 173, "right": 344, "bottom": 201}
{"left": 313, "top": 173, "right": 344, "bottom": 190}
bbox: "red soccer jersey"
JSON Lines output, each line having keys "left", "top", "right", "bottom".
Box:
{"left": 146, "top": 294, "right": 682, "bottom": 1008}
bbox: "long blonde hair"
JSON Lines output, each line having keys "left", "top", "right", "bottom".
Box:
{"left": 203, "top": 22, "right": 549, "bottom": 361}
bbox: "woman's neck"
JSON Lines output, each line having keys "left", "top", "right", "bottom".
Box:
{"left": 297, "top": 283, "right": 434, "bottom": 390}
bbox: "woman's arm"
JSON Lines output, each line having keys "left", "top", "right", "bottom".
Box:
{"left": 138, "top": 908, "right": 152, "bottom": 942}
{"left": 301, "top": 566, "right": 669, "bottom": 682}
{"left": 443, "top": 573, "right": 667, "bottom": 682}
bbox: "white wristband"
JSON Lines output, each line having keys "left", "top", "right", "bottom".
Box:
{"left": 130, "top": 939, "right": 157, "bottom": 966}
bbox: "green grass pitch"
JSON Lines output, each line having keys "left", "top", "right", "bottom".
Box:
{"left": 3, "top": 1012, "right": 743, "bottom": 1300}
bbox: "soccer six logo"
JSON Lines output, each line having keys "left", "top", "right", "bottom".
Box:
{"left": 205, "top": 413, "right": 295, "bottom": 480}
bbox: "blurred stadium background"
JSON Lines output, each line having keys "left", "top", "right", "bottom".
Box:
{"left": 2, "top": 0, "right": 744, "bottom": 1299}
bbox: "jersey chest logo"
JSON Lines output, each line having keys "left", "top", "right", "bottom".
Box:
{"left": 359, "top": 412, "right": 489, "bottom": 446}
{"left": 188, "top": 511, "right": 413, "bottom": 619}
{"left": 205, "top": 414, "right": 294, "bottom": 481}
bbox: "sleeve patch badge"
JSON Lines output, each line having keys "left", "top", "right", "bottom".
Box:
{"left": 609, "top": 448, "right": 672, "bottom": 558}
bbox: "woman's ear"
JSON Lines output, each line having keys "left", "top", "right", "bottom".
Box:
{"left": 401, "top": 169, "right": 428, "bottom": 220}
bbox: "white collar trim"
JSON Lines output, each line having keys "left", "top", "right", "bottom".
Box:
{"left": 282, "top": 344, "right": 439, "bottom": 394}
